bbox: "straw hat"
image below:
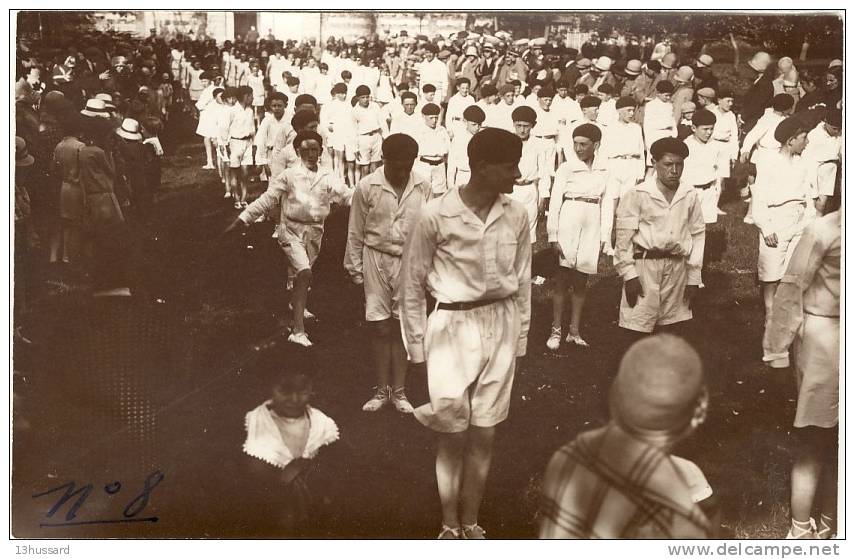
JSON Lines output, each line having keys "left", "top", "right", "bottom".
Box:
{"left": 115, "top": 118, "right": 143, "bottom": 141}
{"left": 624, "top": 59, "right": 642, "bottom": 76}
{"left": 594, "top": 56, "right": 613, "bottom": 72}
{"left": 80, "top": 98, "right": 110, "bottom": 118}
{"left": 95, "top": 93, "right": 116, "bottom": 109}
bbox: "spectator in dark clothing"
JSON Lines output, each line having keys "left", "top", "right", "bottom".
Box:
{"left": 736, "top": 51, "right": 774, "bottom": 134}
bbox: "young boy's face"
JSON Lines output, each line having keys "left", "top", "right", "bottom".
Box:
{"left": 465, "top": 121, "right": 481, "bottom": 135}
{"left": 270, "top": 98, "right": 286, "bottom": 119}
{"left": 457, "top": 83, "right": 470, "bottom": 97}
{"left": 718, "top": 97, "right": 734, "bottom": 112}
{"left": 502, "top": 91, "right": 515, "bottom": 105}
{"left": 582, "top": 106, "right": 599, "bottom": 121}
{"left": 402, "top": 98, "right": 417, "bottom": 115}
{"left": 424, "top": 91, "right": 436, "bottom": 102}
{"left": 224, "top": 95, "right": 237, "bottom": 106}
{"left": 424, "top": 114, "right": 439, "bottom": 129}
{"left": 618, "top": 106, "right": 635, "bottom": 123}
{"left": 693, "top": 123, "right": 714, "bottom": 143}
{"left": 538, "top": 96, "right": 552, "bottom": 110}
{"left": 357, "top": 94, "right": 370, "bottom": 107}
{"left": 556, "top": 87, "right": 568, "bottom": 98}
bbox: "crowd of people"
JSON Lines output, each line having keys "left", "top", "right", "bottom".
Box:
{"left": 14, "top": 19, "right": 842, "bottom": 540}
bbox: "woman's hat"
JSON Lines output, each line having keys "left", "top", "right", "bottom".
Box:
{"left": 115, "top": 118, "right": 143, "bottom": 141}
{"left": 80, "top": 98, "right": 110, "bottom": 118}
{"left": 15, "top": 136, "right": 34, "bottom": 167}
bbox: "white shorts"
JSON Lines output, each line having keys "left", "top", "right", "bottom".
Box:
{"left": 695, "top": 183, "right": 721, "bottom": 224}
{"left": 415, "top": 298, "right": 520, "bottom": 433}
{"left": 757, "top": 204, "right": 807, "bottom": 282}
{"left": 508, "top": 182, "right": 539, "bottom": 244}
{"left": 357, "top": 132, "right": 382, "bottom": 165}
{"left": 276, "top": 220, "right": 324, "bottom": 274}
{"left": 619, "top": 257, "right": 692, "bottom": 333}
{"left": 414, "top": 160, "right": 448, "bottom": 195}
{"left": 363, "top": 246, "right": 402, "bottom": 321}
{"left": 228, "top": 138, "right": 254, "bottom": 168}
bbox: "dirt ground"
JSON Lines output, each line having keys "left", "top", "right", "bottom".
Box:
{"left": 12, "top": 139, "right": 801, "bottom": 539}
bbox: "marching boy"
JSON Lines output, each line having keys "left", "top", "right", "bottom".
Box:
{"left": 344, "top": 134, "right": 431, "bottom": 413}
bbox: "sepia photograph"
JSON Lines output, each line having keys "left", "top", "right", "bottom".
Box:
{"left": 9, "top": 5, "right": 845, "bottom": 547}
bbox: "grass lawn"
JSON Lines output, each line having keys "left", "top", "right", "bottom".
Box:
{"left": 13, "top": 137, "right": 805, "bottom": 539}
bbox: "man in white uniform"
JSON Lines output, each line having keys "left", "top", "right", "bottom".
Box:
{"left": 510, "top": 106, "right": 550, "bottom": 243}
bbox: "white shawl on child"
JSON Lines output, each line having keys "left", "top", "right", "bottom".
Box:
{"left": 243, "top": 402, "right": 339, "bottom": 469}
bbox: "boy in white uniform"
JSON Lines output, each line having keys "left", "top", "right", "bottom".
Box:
{"left": 254, "top": 92, "right": 291, "bottom": 182}
{"left": 447, "top": 105, "right": 485, "bottom": 188}
{"left": 801, "top": 109, "right": 841, "bottom": 214}
{"left": 509, "top": 106, "right": 550, "bottom": 243}
{"left": 351, "top": 84, "right": 385, "bottom": 181}
{"left": 345, "top": 135, "right": 431, "bottom": 414}
{"left": 546, "top": 123, "right": 614, "bottom": 350}
{"left": 682, "top": 109, "right": 727, "bottom": 225}
{"left": 218, "top": 86, "right": 256, "bottom": 208}
{"left": 414, "top": 103, "right": 451, "bottom": 197}
{"left": 320, "top": 82, "right": 354, "bottom": 184}
{"left": 388, "top": 91, "right": 421, "bottom": 137}
{"left": 227, "top": 131, "right": 354, "bottom": 347}
{"left": 615, "top": 137, "right": 706, "bottom": 334}
{"left": 532, "top": 88, "right": 560, "bottom": 176}
{"left": 399, "top": 128, "right": 531, "bottom": 540}
{"left": 602, "top": 96, "right": 645, "bottom": 200}
{"left": 445, "top": 77, "right": 476, "bottom": 139}
{"left": 642, "top": 81, "right": 677, "bottom": 168}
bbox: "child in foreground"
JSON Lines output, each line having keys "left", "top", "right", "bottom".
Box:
{"left": 240, "top": 352, "right": 339, "bottom": 536}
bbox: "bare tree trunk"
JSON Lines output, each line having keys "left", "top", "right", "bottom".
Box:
{"left": 730, "top": 32, "right": 739, "bottom": 68}
{"left": 799, "top": 35, "right": 810, "bottom": 62}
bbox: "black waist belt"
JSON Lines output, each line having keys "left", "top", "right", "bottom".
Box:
{"left": 633, "top": 247, "right": 683, "bottom": 260}
{"left": 420, "top": 157, "right": 444, "bottom": 166}
{"left": 231, "top": 135, "right": 253, "bottom": 141}
{"left": 438, "top": 298, "right": 505, "bottom": 311}
{"left": 563, "top": 194, "right": 600, "bottom": 204}
{"left": 694, "top": 181, "right": 715, "bottom": 190}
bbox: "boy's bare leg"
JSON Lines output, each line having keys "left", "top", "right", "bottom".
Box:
{"left": 437, "top": 431, "right": 466, "bottom": 529}
{"left": 459, "top": 425, "right": 496, "bottom": 526}
{"left": 291, "top": 268, "right": 311, "bottom": 335}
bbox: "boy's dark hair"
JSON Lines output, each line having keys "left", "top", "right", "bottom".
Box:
{"left": 258, "top": 344, "right": 319, "bottom": 389}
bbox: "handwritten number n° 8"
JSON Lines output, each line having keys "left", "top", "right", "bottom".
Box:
{"left": 123, "top": 470, "right": 165, "bottom": 518}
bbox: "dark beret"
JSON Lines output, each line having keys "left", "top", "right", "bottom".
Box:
{"left": 331, "top": 82, "right": 347, "bottom": 95}
{"left": 422, "top": 83, "right": 437, "bottom": 93}
{"left": 212, "top": 87, "right": 225, "bottom": 98}
{"left": 355, "top": 84, "right": 371, "bottom": 97}
{"left": 537, "top": 87, "right": 554, "bottom": 98}
{"left": 650, "top": 137, "right": 689, "bottom": 160}
{"left": 291, "top": 109, "right": 319, "bottom": 129}
{"left": 774, "top": 116, "right": 807, "bottom": 144}
{"left": 573, "top": 123, "right": 602, "bottom": 143}
{"left": 294, "top": 94, "right": 317, "bottom": 107}
{"left": 423, "top": 43, "right": 438, "bottom": 54}
{"left": 382, "top": 133, "right": 419, "bottom": 160}
{"left": 421, "top": 102, "right": 441, "bottom": 116}
{"left": 480, "top": 84, "right": 498, "bottom": 97}
{"left": 223, "top": 87, "right": 239, "bottom": 99}
{"left": 511, "top": 105, "right": 537, "bottom": 124}
{"left": 574, "top": 84, "right": 589, "bottom": 96}
{"left": 646, "top": 60, "right": 662, "bottom": 72}
{"left": 771, "top": 93, "right": 795, "bottom": 112}
{"left": 579, "top": 95, "right": 602, "bottom": 109}
{"left": 400, "top": 91, "right": 417, "bottom": 102}
{"left": 463, "top": 104, "right": 486, "bottom": 124}
{"left": 596, "top": 83, "right": 614, "bottom": 95}
{"left": 467, "top": 127, "right": 523, "bottom": 164}
{"left": 691, "top": 109, "right": 717, "bottom": 127}
{"left": 292, "top": 130, "right": 323, "bottom": 150}
{"left": 615, "top": 96, "right": 637, "bottom": 110}
{"left": 656, "top": 81, "right": 674, "bottom": 94}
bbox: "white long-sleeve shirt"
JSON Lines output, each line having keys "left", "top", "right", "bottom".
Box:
{"left": 642, "top": 98, "right": 677, "bottom": 149}
{"left": 399, "top": 190, "right": 532, "bottom": 362}
{"left": 418, "top": 58, "right": 450, "bottom": 101}
{"left": 751, "top": 151, "right": 817, "bottom": 238}
{"left": 709, "top": 104, "right": 739, "bottom": 161}
{"left": 740, "top": 108, "right": 785, "bottom": 160}
{"left": 682, "top": 136, "right": 726, "bottom": 187}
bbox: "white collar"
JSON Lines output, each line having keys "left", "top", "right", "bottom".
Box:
{"left": 243, "top": 402, "right": 339, "bottom": 468}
